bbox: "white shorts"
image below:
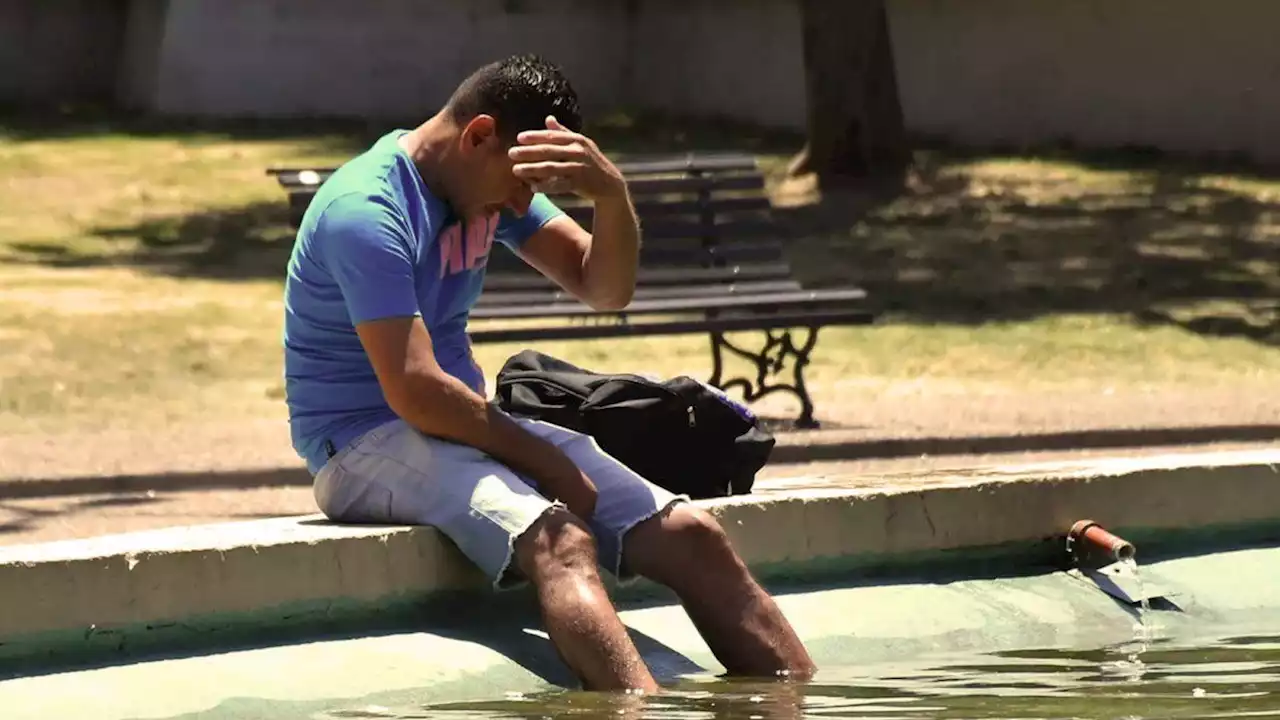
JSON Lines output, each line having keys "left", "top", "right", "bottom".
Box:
{"left": 312, "top": 415, "right": 686, "bottom": 589}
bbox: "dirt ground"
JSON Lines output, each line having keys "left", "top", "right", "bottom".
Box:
{"left": 2, "top": 377, "right": 1275, "bottom": 547}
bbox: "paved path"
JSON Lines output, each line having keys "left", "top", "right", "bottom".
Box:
{"left": 1, "top": 440, "right": 1273, "bottom": 547}
{"left": 0, "top": 378, "right": 1275, "bottom": 546}
{"left": 3, "top": 378, "right": 1277, "bottom": 481}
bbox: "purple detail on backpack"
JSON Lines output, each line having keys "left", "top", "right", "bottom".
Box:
{"left": 700, "top": 381, "right": 756, "bottom": 422}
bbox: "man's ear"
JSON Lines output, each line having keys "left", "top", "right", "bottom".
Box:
{"left": 459, "top": 114, "right": 499, "bottom": 154}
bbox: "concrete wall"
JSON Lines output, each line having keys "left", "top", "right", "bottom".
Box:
{"left": 146, "top": 0, "right": 626, "bottom": 119}
{"left": 135, "top": 0, "right": 804, "bottom": 126}
{"left": 7, "top": 0, "right": 1280, "bottom": 162}
{"left": 0, "top": 0, "right": 127, "bottom": 104}
{"left": 890, "top": 0, "right": 1280, "bottom": 161}
{"left": 131, "top": 0, "right": 1280, "bottom": 162}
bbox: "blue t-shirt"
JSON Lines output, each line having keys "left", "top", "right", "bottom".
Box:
{"left": 282, "top": 130, "right": 563, "bottom": 474}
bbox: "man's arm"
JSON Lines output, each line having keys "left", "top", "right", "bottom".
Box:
{"left": 508, "top": 117, "right": 640, "bottom": 311}
{"left": 320, "top": 196, "right": 598, "bottom": 518}
{"left": 354, "top": 317, "right": 598, "bottom": 518}
{"left": 514, "top": 190, "right": 638, "bottom": 311}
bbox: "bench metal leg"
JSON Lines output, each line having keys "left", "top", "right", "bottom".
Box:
{"left": 708, "top": 327, "right": 821, "bottom": 429}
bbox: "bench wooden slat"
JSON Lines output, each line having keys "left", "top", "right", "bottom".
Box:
{"left": 480, "top": 261, "right": 796, "bottom": 291}
{"left": 468, "top": 308, "right": 874, "bottom": 343}
{"left": 266, "top": 157, "right": 763, "bottom": 189}
{"left": 266, "top": 167, "right": 334, "bottom": 177}
{"left": 473, "top": 279, "right": 804, "bottom": 307}
{"left": 630, "top": 236, "right": 781, "bottom": 254}
{"left": 634, "top": 218, "right": 778, "bottom": 241}
{"left": 266, "top": 154, "right": 756, "bottom": 178}
{"left": 470, "top": 288, "right": 868, "bottom": 320}
{"left": 560, "top": 195, "right": 771, "bottom": 225}
{"left": 268, "top": 173, "right": 767, "bottom": 197}
{"left": 637, "top": 244, "right": 784, "bottom": 268}
{"left": 622, "top": 174, "right": 766, "bottom": 196}
{"left": 484, "top": 246, "right": 788, "bottom": 276}
{"left": 611, "top": 153, "right": 758, "bottom": 175}
{"left": 635, "top": 195, "right": 771, "bottom": 219}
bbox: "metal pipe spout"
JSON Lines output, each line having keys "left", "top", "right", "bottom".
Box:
{"left": 1067, "top": 519, "right": 1136, "bottom": 569}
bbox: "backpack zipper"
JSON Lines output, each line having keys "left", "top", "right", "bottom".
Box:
{"left": 496, "top": 375, "right": 590, "bottom": 402}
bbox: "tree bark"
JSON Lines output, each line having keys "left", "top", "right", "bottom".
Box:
{"left": 790, "top": 0, "right": 910, "bottom": 188}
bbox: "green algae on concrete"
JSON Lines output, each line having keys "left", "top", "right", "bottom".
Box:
{"left": 1, "top": 543, "right": 1278, "bottom": 720}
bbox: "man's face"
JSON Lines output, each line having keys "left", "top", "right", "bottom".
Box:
{"left": 457, "top": 115, "right": 534, "bottom": 218}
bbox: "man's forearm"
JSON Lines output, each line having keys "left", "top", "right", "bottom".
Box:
{"left": 388, "top": 370, "right": 597, "bottom": 516}
{"left": 581, "top": 184, "right": 640, "bottom": 310}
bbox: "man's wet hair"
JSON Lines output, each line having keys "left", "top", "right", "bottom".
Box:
{"left": 446, "top": 54, "right": 583, "bottom": 142}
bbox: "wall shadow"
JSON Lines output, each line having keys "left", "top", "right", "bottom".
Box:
{"left": 779, "top": 143, "right": 1280, "bottom": 346}
{"left": 0, "top": 101, "right": 386, "bottom": 147}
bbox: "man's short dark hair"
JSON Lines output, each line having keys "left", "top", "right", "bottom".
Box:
{"left": 446, "top": 54, "right": 583, "bottom": 142}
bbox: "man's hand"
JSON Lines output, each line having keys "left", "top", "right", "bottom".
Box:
{"left": 509, "top": 115, "right": 639, "bottom": 310}
{"left": 509, "top": 116, "right": 626, "bottom": 201}
{"left": 531, "top": 451, "right": 598, "bottom": 520}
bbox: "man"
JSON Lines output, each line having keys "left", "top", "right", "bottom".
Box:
{"left": 282, "top": 54, "right": 814, "bottom": 692}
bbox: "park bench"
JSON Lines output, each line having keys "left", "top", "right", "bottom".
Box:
{"left": 266, "top": 153, "right": 874, "bottom": 427}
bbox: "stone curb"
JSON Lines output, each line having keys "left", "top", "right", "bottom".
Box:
{"left": 0, "top": 449, "right": 1277, "bottom": 664}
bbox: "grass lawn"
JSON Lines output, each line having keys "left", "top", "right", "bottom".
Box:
{"left": 1, "top": 109, "right": 1277, "bottom": 436}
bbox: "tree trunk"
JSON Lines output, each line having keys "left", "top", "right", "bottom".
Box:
{"left": 790, "top": 0, "right": 909, "bottom": 188}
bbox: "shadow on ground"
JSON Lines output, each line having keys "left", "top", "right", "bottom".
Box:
{"left": 6, "top": 200, "right": 298, "bottom": 280}
{"left": 0, "top": 528, "right": 706, "bottom": 690}
{"left": 5, "top": 109, "right": 1278, "bottom": 343}
{"left": 2, "top": 108, "right": 800, "bottom": 281}
{"left": 779, "top": 143, "right": 1280, "bottom": 346}
{"left": 0, "top": 102, "right": 389, "bottom": 147}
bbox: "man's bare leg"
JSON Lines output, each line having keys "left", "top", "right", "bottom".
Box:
{"left": 514, "top": 508, "right": 659, "bottom": 692}
{"left": 621, "top": 505, "right": 816, "bottom": 679}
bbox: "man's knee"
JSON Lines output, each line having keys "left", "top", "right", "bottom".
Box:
{"left": 627, "top": 504, "right": 740, "bottom": 578}
{"left": 662, "top": 505, "right": 736, "bottom": 559}
{"left": 628, "top": 505, "right": 772, "bottom": 607}
{"left": 514, "top": 507, "right": 599, "bottom": 583}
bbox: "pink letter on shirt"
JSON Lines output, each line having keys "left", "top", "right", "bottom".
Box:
{"left": 465, "top": 214, "right": 497, "bottom": 270}
{"left": 439, "top": 223, "right": 466, "bottom": 277}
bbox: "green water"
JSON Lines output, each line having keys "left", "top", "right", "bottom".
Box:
{"left": 5, "top": 545, "right": 1279, "bottom": 720}
{"left": 314, "top": 631, "right": 1280, "bottom": 719}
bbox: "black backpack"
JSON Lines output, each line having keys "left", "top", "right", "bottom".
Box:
{"left": 494, "top": 350, "right": 775, "bottom": 499}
